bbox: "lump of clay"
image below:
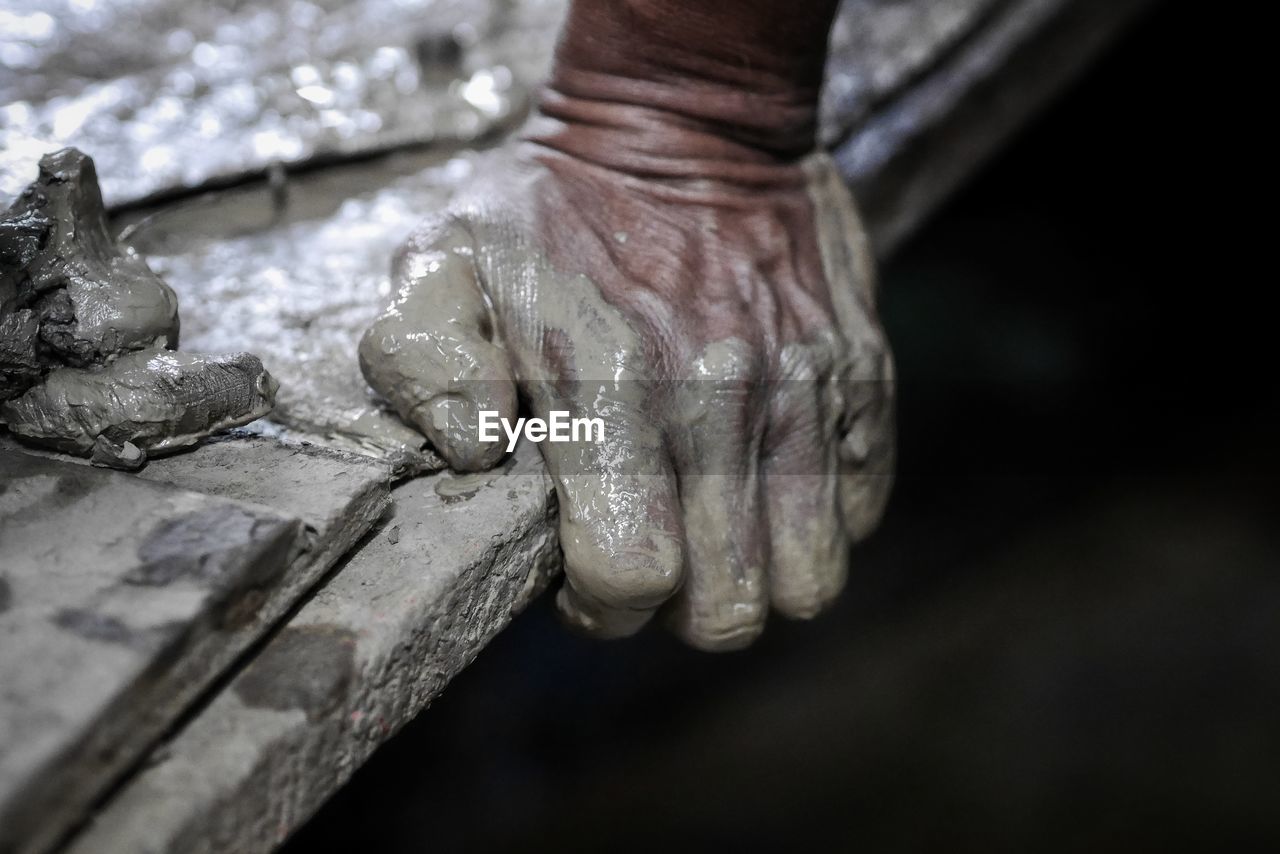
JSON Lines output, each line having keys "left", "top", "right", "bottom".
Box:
{"left": 1, "top": 148, "right": 179, "bottom": 399}
{"left": 1, "top": 147, "right": 279, "bottom": 468}
{"left": 0, "top": 349, "right": 278, "bottom": 470}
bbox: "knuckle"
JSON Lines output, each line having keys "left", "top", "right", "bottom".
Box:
{"left": 839, "top": 388, "right": 895, "bottom": 468}
{"left": 356, "top": 321, "right": 389, "bottom": 370}
{"left": 357, "top": 316, "right": 405, "bottom": 371}
{"left": 682, "top": 602, "right": 767, "bottom": 651}
{"left": 852, "top": 323, "right": 893, "bottom": 381}
{"left": 832, "top": 333, "right": 894, "bottom": 431}
{"left": 561, "top": 529, "right": 684, "bottom": 611}
{"left": 357, "top": 316, "right": 387, "bottom": 350}
{"left": 698, "top": 336, "right": 764, "bottom": 385}
{"left": 842, "top": 470, "right": 894, "bottom": 541}
{"left": 675, "top": 337, "right": 766, "bottom": 427}
{"left": 772, "top": 573, "right": 846, "bottom": 620}
{"left": 777, "top": 337, "right": 832, "bottom": 383}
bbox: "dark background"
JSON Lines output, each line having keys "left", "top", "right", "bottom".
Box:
{"left": 287, "top": 2, "right": 1277, "bottom": 850}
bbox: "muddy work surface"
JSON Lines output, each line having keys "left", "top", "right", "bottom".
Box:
{"left": 0, "top": 0, "right": 538, "bottom": 207}
{"left": 0, "top": 435, "right": 391, "bottom": 854}
{"left": 0, "top": 450, "right": 300, "bottom": 853}
{"left": 122, "top": 152, "right": 478, "bottom": 474}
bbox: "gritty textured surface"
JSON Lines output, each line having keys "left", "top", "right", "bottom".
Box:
{"left": 0, "top": 435, "right": 390, "bottom": 854}
{"left": 66, "top": 442, "right": 556, "bottom": 854}
{"left": 127, "top": 153, "right": 476, "bottom": 473}
{"left": 0, "top": 450, "right": 299, "bottom": 854}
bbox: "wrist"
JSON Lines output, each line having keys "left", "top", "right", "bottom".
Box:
{"left": 526, "top": 0, "right": 838, "bottom": 179}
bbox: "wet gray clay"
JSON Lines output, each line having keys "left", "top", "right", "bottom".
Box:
{"left": 0, "top": 148, "right": 277, "bottom": 467}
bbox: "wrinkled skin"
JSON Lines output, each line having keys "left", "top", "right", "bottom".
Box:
{"left": 360, "top": 0, "right": 896, "bottom": 650}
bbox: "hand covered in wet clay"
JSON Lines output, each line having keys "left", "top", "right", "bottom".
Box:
{"left": 360, "top": 0, "right": 894, "bottom": 649}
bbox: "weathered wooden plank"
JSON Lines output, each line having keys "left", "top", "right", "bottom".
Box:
{"left": 0, "top": 435, "right": 391, "bottom": 854}
{"left": 0, "top": 450, "right": 300, "bottom": 854}
{"left": 66, "top": 442, "right": 557, "bottom": 854}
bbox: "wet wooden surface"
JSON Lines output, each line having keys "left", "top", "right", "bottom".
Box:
{"left": 0, "top": 450, "right": 300, "bottom": 854}
{"left": 66, "top": 444, "right": 557, "bottom": 854}
{"left": 0, "top": 438, "right": 390, "bottom": 854}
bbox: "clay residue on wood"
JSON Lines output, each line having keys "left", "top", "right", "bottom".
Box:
{"left": 130, "top": 505, "right": 298, "bottom": 590}
{"left": 51, "top": 608, "right": 139, "bottom": 647}
{"left": 0, "top": 149, "right": 279, "bottom": 468}
{"left": 132, "top": 153, "right": 477, "bottom": 475}
{"left": 233, "top": 624, "right": 357, "bottom": 722}
{"left": 433, "top": 455, "right": 518, "bottom": 503}
{"left": 0, "top": 148, "right": 178, "bottom": 399}
{"left": 1, "top": 348, "right": 277, "bottom": 468}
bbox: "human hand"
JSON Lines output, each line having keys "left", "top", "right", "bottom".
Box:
{"left": 360, "top": 134, "right": 893, "bottom": 650}
{"left": 359, "top": 0, "right": 894, "bottom": 649}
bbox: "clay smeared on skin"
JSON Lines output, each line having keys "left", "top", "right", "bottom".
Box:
{"left": 361, "top": 145, "right": 893, "bottom": 647}
{"left": 350, "top": 0, "right": 894, "bottom": 650}
{"left": 363, "top": 189, "right": 685, "bottom": 639}
{"left": 803, "top": 154, "right": 897, "bottom": 540}
{"left": 475, "top": 222, "right": 686, "bottom": 640}
{"left": 0, "top": 348, "right": 277, "bottom": 469}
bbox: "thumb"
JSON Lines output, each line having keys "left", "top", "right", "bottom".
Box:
{"left": 359, "top": 220, "right": 516, "bottom": 471}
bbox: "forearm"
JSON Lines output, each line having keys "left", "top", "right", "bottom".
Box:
{"left": 528, "top": 0, "right": 840, "bottom": 177}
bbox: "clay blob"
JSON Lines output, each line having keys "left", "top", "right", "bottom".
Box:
{"left": 1, "top": 148, "right": 281, "bottom": 468}
{"left": 0, "top": 349, "right": 278, "bottom": 469}
{"left": 0, "top": 148, "right": 179, "bottom": 401}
